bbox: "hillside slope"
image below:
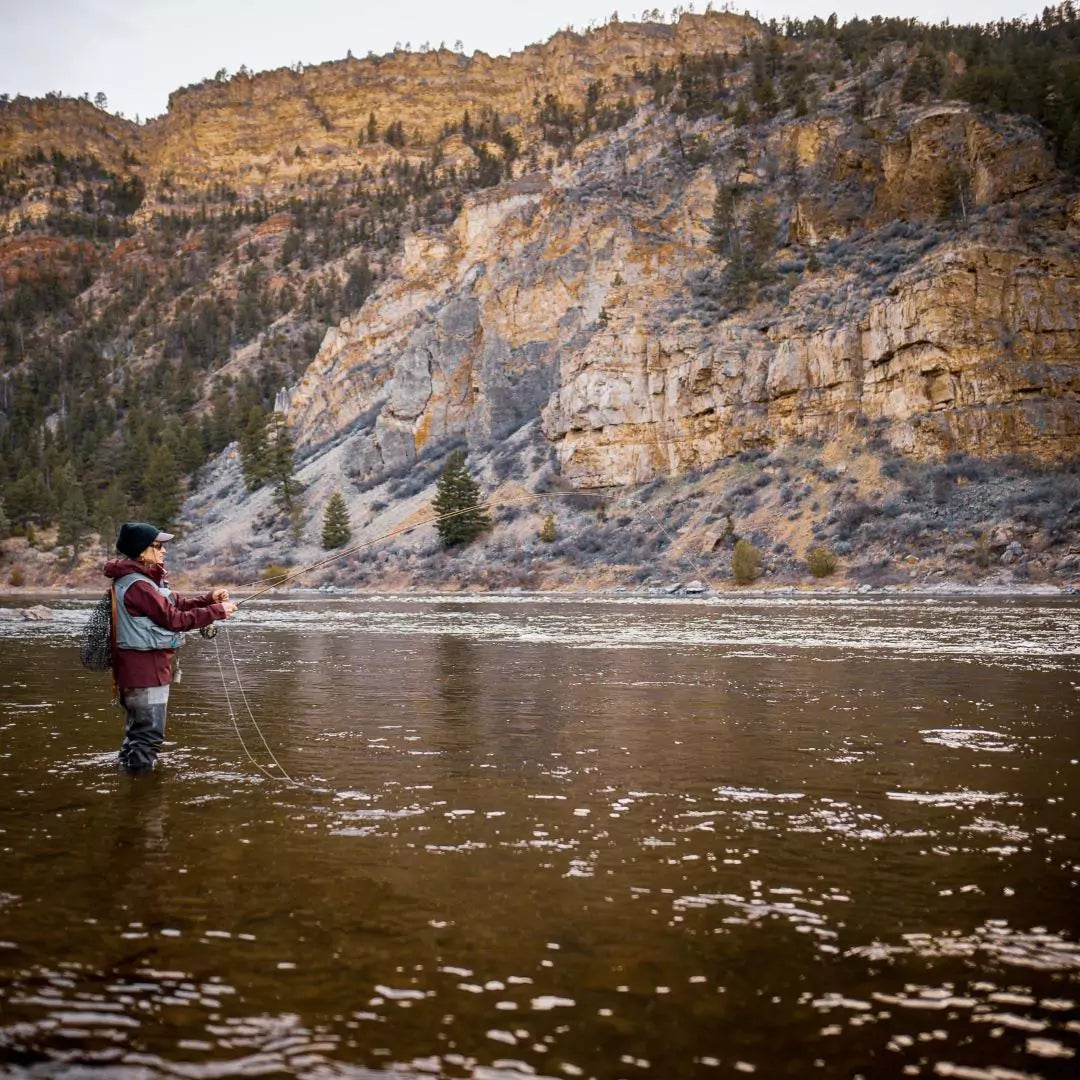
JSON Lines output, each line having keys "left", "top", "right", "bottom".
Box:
{"left": 1, "top": 11, "right": 1078, "bottom": 591}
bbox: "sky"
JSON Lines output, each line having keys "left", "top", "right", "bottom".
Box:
{"left": 1, "top": 0, "right": 1046, "bottom": 123}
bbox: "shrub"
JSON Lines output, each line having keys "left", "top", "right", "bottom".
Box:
{"left": 942, "top": 454, "right": 989, "bottom": 483}
{"left": 897, "top": 514, "right": 927, "bottom": 539}
{"left": 834, "top": 500, "right": 876, "bottom": 540}
{"left": 9, "top": 565, "right": 26, "bottom": 587}
{"left": 806, "top": 545, "right": 838, "bottom": 578}
{"left": 731, "top": 539, "right": 763, "bottom": 584}
{"left": 262, "top": 562, "right": 291, "bottom": 583}
{"left": 725, "top": 480, "right": 756, "bottom": 500}
{"left": 539, "top": 513, "right": 557, "bottom": 543}
{"left": 1008, "top": 474, "right": 1080, "bottom": 537}
{"left": 930, "top": 471, "right": 953, "bottom": 505}
{"left": 390, "top": 472, "right": 431, "bottom": 498}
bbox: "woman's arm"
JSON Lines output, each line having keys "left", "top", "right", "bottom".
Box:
{"left": 173, "top": 587, "right": 230, "bottom": 611}
{"left": 125, "top": 581, "right": 226, "bottom": 631}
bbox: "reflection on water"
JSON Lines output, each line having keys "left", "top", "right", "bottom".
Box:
{"left": 1, "top": 595, "right": 1078, "bottom": 1079}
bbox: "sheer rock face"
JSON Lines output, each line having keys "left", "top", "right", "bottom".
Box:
{"left": 284, "top": 182, "right": 569, "bottom": 478}
{"left": 787, "top": 107, "right": 1054, "bottom": 244}
{"left": 875, "top": 106, "right": 1054, "bottom": 218}
{"left": 543, "top": 248, "right": 1080, "bottom": 485}
{"left": 282, "top": 97, "right": 1079, "bottom": 488}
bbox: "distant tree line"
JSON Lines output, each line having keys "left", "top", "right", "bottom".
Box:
{"left": 635, "top": 3, "right": 1080, "bottom": 173}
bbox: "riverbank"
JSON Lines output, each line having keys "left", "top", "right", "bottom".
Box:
{"left": 1, "top": 578, "right": 1076, "bottom": 608}
{"left": 3, "top": 523, "right": 1079, "bottom": 606}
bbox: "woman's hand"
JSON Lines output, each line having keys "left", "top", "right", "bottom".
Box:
{"left": 220, "top": 602, "right": 238, "bottom": 618}
{"left": 211, "top": 588, "right": 230, "bottom": 603}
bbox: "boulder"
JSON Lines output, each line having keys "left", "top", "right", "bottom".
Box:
{"left": 1000, "top": 541, "right": 1024, "bottom": 566}
{"left": 989, "top": 525, "right": 1015, "bottom": 549}
{"left": 949, "top": 542, "right": 977, "bottom": 557}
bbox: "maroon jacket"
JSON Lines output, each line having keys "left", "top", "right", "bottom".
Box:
{"left": 103, "top": 558, "right": 227, "bottom": 688}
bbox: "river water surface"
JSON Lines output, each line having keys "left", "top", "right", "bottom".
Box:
{"left": 1, "top": 593, "right": 1078, "bottom": 1079}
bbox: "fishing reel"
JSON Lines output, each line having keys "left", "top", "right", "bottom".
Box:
{"left": 199, "top": 624, "right": 218, "bottom": 639}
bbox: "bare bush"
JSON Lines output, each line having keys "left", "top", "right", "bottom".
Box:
{"left": 731, "top": 538, "right": 763, "bottom": 584}
{"left": 806, "top": 545, "right": 838, "bottom": 578}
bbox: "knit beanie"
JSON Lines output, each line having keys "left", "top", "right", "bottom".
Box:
{"left": 115, "top": 522, "right": 173, "bottom": 559}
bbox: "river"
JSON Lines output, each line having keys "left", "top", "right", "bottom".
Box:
{"left": 1, "top": 593, "right": 1078, "bottom": 1079}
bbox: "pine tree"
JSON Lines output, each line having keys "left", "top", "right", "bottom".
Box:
{"left": 58, "top": 483, "right": 91, "bottom": 561}
{"left": 852, "top": 80, "right": 868, "bottom": 119}
{"left": 179, "top": 423, "right": 206, "bottom": 473}
{"left": 239, "top": 407, "right": 270, "bottom": 491}
{"left": 344, "top": 255, "right": 374, "bottom": 310}
{"left": 122, "top": 420, "right": 152, "bottom": 510}
{"left": 94, "top": 480, "right": 128, "bottom": 548}
{"left": 431, "top": 450, "right": 490, "bottom": 548}
{"left": 322, "top": 490, "right": 352, "bottom": 549}
{"left": 265, "top": 413, "right": 302, "bottom": 529}
{"left": 4, "top": 467, "right": 53, "bottom": 530}
{"left": 709, "top": 185, "right": 740, "bottom": 257}
{"left": 539, "top": 512, "right": 557, "bottom": 543}
{"left": 142, "top": 443, "right": 182, "bottom": 527}
{"left": 744, "top": 202, "right": 778, "bottom": 280}
{"left": 51, "top": 461, "right": 81, "bottom": 527}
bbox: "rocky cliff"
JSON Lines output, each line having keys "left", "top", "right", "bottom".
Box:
{"left": 1, "top": 14, "right": 757, "bottom": 207}
{"left": 281, "top": 101, "right": 1079, "bottom": 487}
{"left": 1, "top": 13, "right": 1078, "bottom": 591}
{"left": 147, "top": 15, "right": 756, "bottom": 198}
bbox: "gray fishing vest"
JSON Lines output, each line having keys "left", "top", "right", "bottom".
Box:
{"left": 113, "top": 573, "right": 183, "bottom": 652}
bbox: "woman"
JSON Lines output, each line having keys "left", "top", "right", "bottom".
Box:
{"left": 104, "top": 521, "right": 236, "bottom": 772}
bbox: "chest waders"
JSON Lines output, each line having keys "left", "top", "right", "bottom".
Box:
{"left": 113, "top": 573, "right": 183, "bottom": 773}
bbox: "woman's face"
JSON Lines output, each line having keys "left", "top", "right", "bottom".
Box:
{"left": 138, "top": 541, "right": 167, "bottom": 567}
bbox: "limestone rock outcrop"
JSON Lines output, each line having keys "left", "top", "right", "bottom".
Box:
{"left": 280, "top": 97, "right": 1080, "bottom": 491}
{"left": 544, "top": 247, "right": 1080, "bottom": 485}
